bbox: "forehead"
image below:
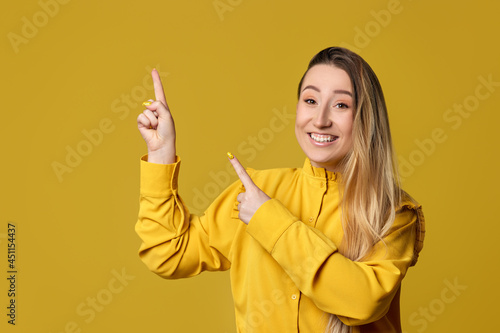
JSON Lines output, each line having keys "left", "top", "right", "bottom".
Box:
{"left": 302, "top": 64, "right": 352, "bottom": 92}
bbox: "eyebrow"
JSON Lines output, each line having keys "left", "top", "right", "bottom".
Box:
{"left": 302, "top": 85, "right": 353, "bottom": 97}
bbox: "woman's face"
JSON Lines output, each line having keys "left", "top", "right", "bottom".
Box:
{"left": 295, "top": 64, "right": 354, "bottom": 172}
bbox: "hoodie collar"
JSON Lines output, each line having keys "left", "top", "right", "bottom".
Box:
{"left": 302, "top": 158, "right": 340, "bottom": 182}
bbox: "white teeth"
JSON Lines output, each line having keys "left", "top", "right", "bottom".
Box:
{"left": 310, "top": 133, "right": 337, "bottom": 143}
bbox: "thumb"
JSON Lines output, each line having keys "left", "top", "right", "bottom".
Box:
{"left": 227, "top": 152, "right": 257, "bottom": 190}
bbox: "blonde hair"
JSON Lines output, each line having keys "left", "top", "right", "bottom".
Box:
{"left": 298, "top": 47, "right": 402, "bottom": 333}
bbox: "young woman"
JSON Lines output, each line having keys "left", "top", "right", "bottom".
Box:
{"left": 136, "top": 47, "right": 425, "bottom": 333}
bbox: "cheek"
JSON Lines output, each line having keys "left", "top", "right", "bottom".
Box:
{"left": 294, "top": 110, "right": 303, "bottom": 132}
{"left": 345, "top": 121, "right": 354, "bottom": 139}
{"left": 342, "top": 112, "right": 354, "bottom": 137}
{"left": 295, "top": 107, "right": 309, "bottom": 128}
{"left": 294, "top": 119, "right": 302, "bottom": 140}
{"left": 294, "top": 112, "right": 308, "bottom": 144}
{"left": 339, "top": 114, "right": 354, "bottom": 148}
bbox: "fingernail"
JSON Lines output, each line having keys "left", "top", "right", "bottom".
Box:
{"left": 142, "top": 101, "right": 152, "bottom": 106}
{"left": 227, "top": 152, "right": 234, "bottom": 159}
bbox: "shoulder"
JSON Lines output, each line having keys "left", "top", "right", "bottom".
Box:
{"left": 245, "top": 166, "right": 302, "bottom": 189}
{"left": 396, "top": 190, "right": 425, "bottom": 266}
{"left": 397, "top": 191, "right": 424, "bottom": 231}
{"left": 398, "top": 190, "right": 421, "bottom": 209}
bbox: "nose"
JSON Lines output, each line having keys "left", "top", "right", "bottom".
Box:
{"left": 313, "top": 104, "right": 332, "bottom": 128}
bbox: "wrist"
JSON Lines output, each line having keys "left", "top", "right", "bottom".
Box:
{"left": 147, "top": 148, "right": 176, "bottom": 165}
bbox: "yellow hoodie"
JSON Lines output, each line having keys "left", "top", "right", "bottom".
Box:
{"left": 136, "top": 156, "right": 425, "bottom": 333}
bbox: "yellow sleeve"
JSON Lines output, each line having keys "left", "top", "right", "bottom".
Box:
{"left": 246, "top": 198, "right": 424, "bottom": 326}
{"left": 135, "top": 155, "right": 239, "bottom": 279}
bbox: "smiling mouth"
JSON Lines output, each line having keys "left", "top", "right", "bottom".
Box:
{"left": 309, "top": 133, "right": 338, "bottom": 143}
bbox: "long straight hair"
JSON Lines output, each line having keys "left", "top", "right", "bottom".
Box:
{"left": 298, "top": 47, "right": 402, "bottom": 333}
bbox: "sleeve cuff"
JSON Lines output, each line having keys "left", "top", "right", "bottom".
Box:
{"left": 246, "top": 198, "right": 300, "bottom": 254}
{"left": 140, "top": 154, "right": 181, "bottom": 197}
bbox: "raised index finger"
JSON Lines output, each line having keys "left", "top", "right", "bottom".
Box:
{"left": 228, "top": 153, "right": 256, "bottom": 190}
{"left": 152, "top": 68, "right": 168, "bottom": 108}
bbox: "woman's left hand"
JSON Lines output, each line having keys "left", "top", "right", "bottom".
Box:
{"left": 228, "top": 154, "right": 271, "bottom": 224}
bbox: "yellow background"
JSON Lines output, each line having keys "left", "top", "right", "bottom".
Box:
{"left": 1, "top": 0, "right": 498, "bottom": 332}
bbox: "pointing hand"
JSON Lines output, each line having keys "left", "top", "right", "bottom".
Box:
{"left": 227, "top": 153, "right": 271, "bottom": 224}
{"left": 137, "top": 68, "right": 176, "bottom": 164}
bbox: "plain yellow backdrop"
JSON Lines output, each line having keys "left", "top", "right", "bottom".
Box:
{"left": 1, "top": 0, "right": 498, "bottom": 332}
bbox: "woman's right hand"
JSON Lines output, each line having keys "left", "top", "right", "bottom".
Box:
{"left": 137, "top": 68, "right": 176, "bottom": 164}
